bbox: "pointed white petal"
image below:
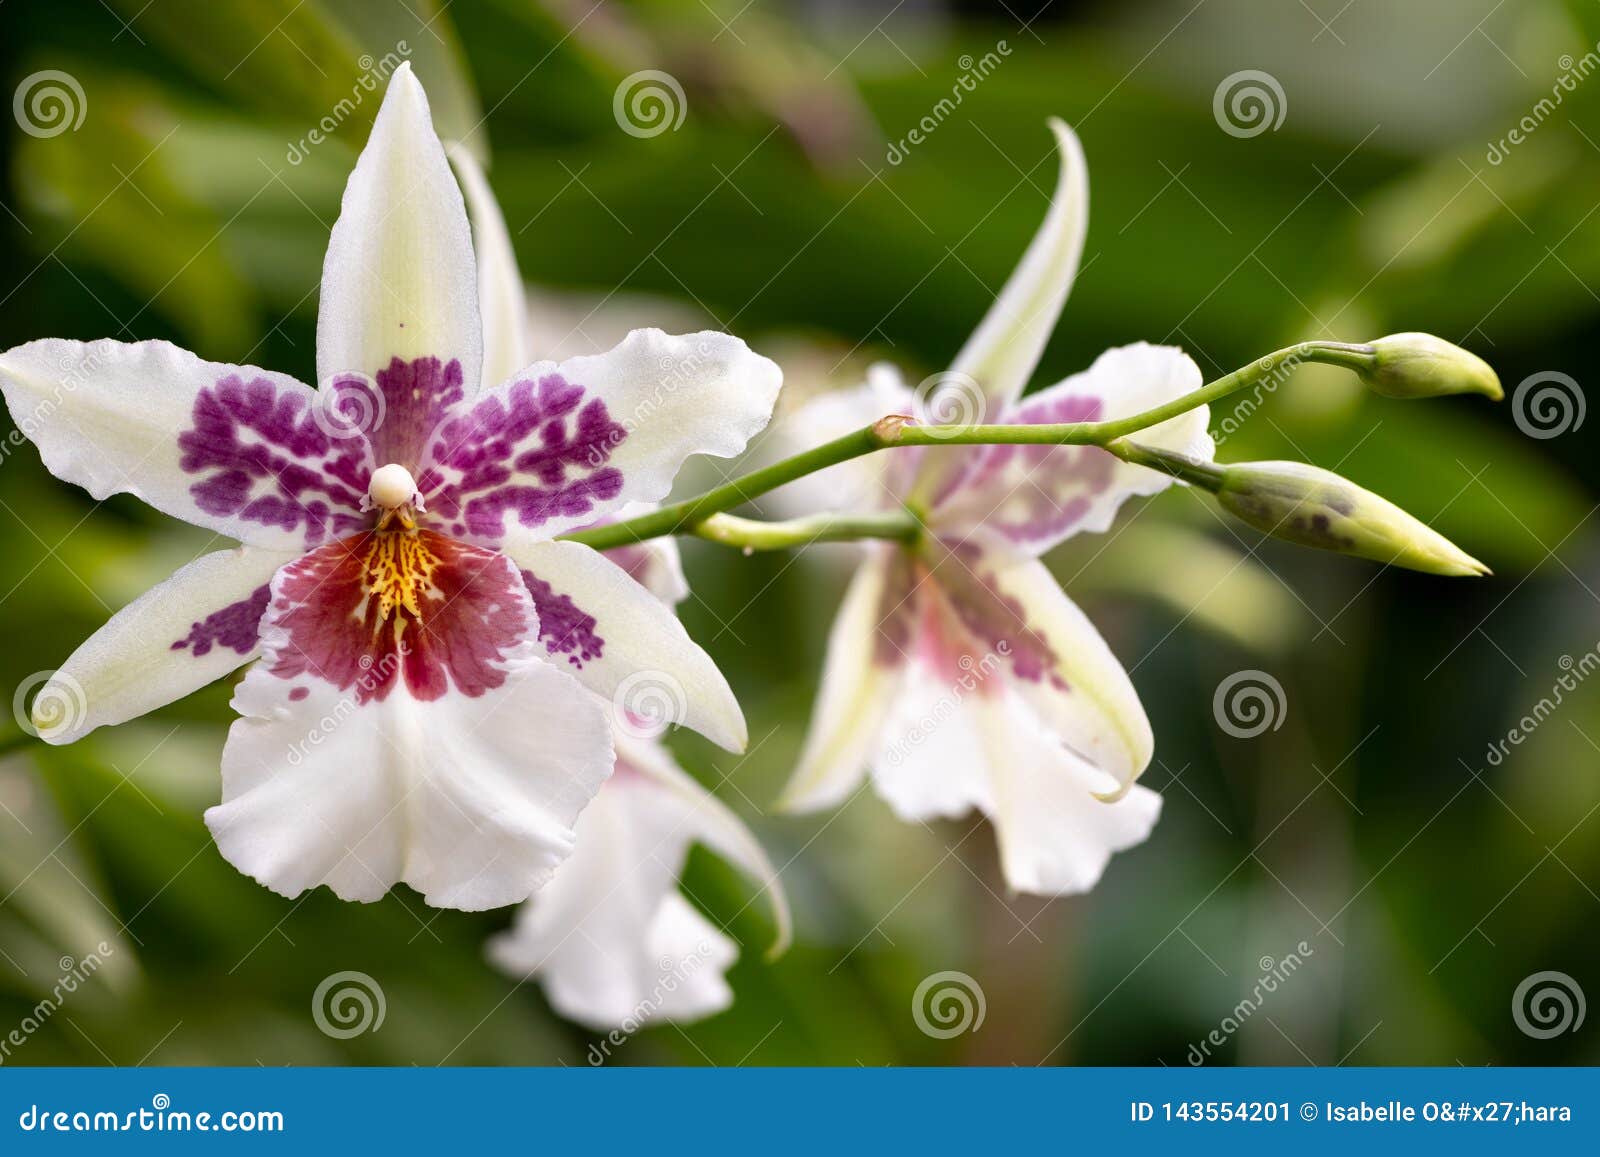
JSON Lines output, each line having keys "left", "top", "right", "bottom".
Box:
{"left": 777, "top": 547, "right": 912, "bottom": 812}
{"left": 933, "top": 343, "right": 1212, "bottom": 552}
{"left": 205, "top": 532, "right": 612, "bottom": 910}
{"left": 497, "top": 537, "right": 746, "bottom": 751}
{"left": 32, "top": 546, "right": 295, "bottom": 744}
{"left": 0, "top": 339, "right": 367, "bottom": 550}
{"left": 317, "top": 62, "right": 482, "bottom": 393}
{"left": 911, "top": 119, "right": 1088, "bottom": 500}
{"left": 422, "top": 328, "right": 780, "bottom": 543}
{"left": 450, "top": 144, "right": 530, "bottom": 389}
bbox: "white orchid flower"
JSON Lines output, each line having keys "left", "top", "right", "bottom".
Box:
{"left": 776, "top": 121, "right": 1214, "bottom": 895}
{"left": 0, "top": 63, "right": 781, "bottom": 911}
{"left": 455, "top": 144, "right": 790, "bottom": 1027}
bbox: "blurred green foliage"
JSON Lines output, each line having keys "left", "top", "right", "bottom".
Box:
{"left": 0, "top": 0, "right": 1597, "bottom": 1066}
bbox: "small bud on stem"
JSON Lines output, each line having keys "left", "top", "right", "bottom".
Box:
{"left": 1361, "top": 333, "right": 1503, "bottom": 401}
{"left": 1214, "top": 460, "right": 1489, "bottom": 576}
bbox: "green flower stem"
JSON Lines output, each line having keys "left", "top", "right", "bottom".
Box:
{"left": 692, "top": 510, "right": 923, "bottom": 551}
{"left": 561, "top": 341, "right": 1368, "bottom": 552}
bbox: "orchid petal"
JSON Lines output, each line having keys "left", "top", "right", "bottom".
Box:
{"left": 422, "top": 328, "right": 781, "bottom": 544}
{"left": 911, "top": 119, "right": 1088, "bottom": 501}
{"left": 873, "top": 665, "right": 1160, "bottom": 895}
{"left": 933, "top": 343, "right": 1213, "bottom": 552}
{"left": 206, "top": 531, "right": 611, "bottom": 910}
{"left": 922, "top": 546, "right": 1153, "bottom": 799}
{"left": 497, "top": 537, "right": 746, "bottom": 752}
{"left": 488, "top": 731, "right": 789, "bottom": 1028}
{"left": 777, "top": 546, "right": 914, "bottom": 812}
{"left": 0, "top": 338, "right": 369, "bottom": 550}
{"left": 31, "top": 546, "right": 294, "bottom": 745}
{"left": 450, "top": 144, "right": 530, "bottom": 390}
{"left": 317, "top": 62, "right": 482, "bottom": 456}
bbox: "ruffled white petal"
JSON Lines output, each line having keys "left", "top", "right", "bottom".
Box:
{"left": 450, "top": 144, "right": 530, "bottom": 390}
{"left": 496, "top": 536, "right": 746, "bottom": 752}
{"left": 932, "top": 343, "right": 1213, "bottom": 553}
{"left": 488, "top": 731, "right": 786, "bottom": 1029}
{"left": 317, "top": 62, "right": 482, "bottom": 391}
{"left": 777, "top": 547, "right": 909, "bottom": 812}
{"left": 0, "top": 338, "right": 358, "bottom": 550}
{"left": 31, "top": 546, "right": 294, "bottom": 744}
{"left": 206, "top": 556, "right": 612, "bottom": 910}
{"left": 872, "top": 668, "right": 1161, "bottom": 895}
{"left": 911, "top": 119, "right": 1088, "bottom": 501}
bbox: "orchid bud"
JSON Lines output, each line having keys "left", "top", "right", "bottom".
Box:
{"left": 1215, "top": 461, "right": 1489, "bottom": 576}
{"left": 1362, "top": 333, "right": 1502, "bottom": 401}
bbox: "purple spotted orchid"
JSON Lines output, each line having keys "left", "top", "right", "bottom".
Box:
{"left": 775, "top": 121, "right": 1214, "bottom": 894}
{"left": 451, "top": 148, "right": 790, "bottom": 1025}
{"left": 0, "top": 63, "right": 781, "bottom": 911}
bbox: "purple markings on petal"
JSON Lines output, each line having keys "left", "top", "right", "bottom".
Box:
{"left": 936, "top": 392, "right": 1116, "bottom": 544}
{"left": 521, "top": 570, "right": 606, "bottom": 669}
{"left": 178, "top": 375, "right": 370, "bottom": 547}
{"left": 288, "top": 686, "right": 310, "bottom": 702}
{"left": 170, "top": 584, "right": 270, "bottom": 657}
{"left": 367, "top": 355, "right": 465, "bottom": 468}
{"left": 422, "top": 373, "right": 627, "bottom": 542}
{"left": 926, "top": 542, "right": 1067, "bottom": 691}
{"left": 873, "top": 549, "right": 918, "bottom": 667}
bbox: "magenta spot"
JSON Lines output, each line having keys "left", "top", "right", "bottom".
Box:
{"left": 521, "top": 571, "right": 605, "bottom": 668}
{"left": 288, "top": 686, "right": 310, "bottom": 702}
{"left": 170, "top": 584, "right": 270, "bottom": 657}
{"left": 922, "top": 541, "right": 1068, "bottom": 692}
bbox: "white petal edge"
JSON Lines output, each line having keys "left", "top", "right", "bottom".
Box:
{"left": 0, "top": 338, "right": 325, "bottom": 550}
{"left": 497, "top": 536, "right": 747, "bottom": 752}
{"left": 317, "top": 61, "right": 482, "bottom": 390}
{"left": 776, "top": 547, "right": 906, "bottom": 813}
{"left": 449, "top": 144, "right": 530, "bottom": 390}
{"left": 487, "top": 766, "right": 740, "bottom": 1030}
{"left": 478, "top": 327, "right": 782, "bottom": 538}
{"left": 910, "top": 118, "right": 1088, "bottom": 501}
{"left": 617, "top": 730, "right": 792, "bottom": 956}
{"left": 32, "top": 546, "right": 295, "bottom": 745}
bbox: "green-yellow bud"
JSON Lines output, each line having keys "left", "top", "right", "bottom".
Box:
{"left": 1215, "top": 460, "right": 1489, "bottom": 576}
{"left": 1363, "top": 333, "right": 1502, "bottom": 401}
